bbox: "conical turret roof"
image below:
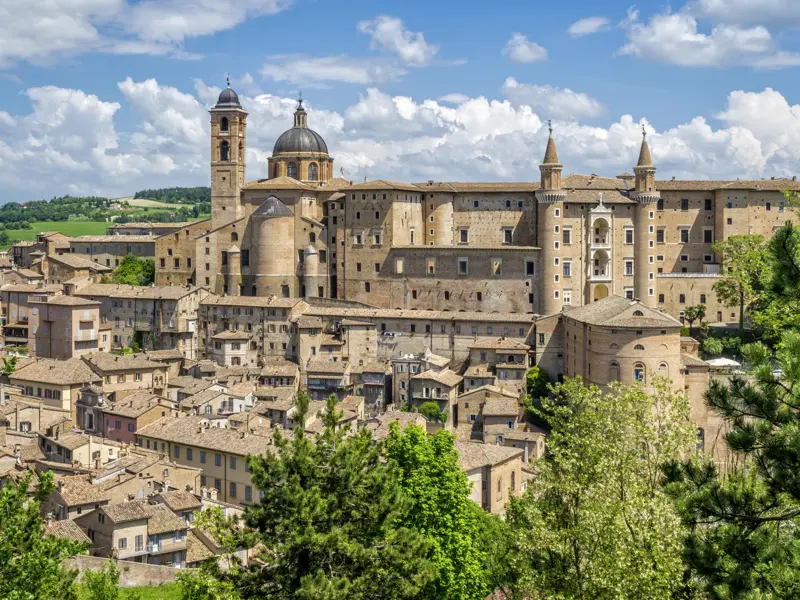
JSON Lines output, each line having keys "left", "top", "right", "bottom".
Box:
{"left": 637, "top": 129, "right": 653, "bottom": 167}
{"left": 543, "top": 135, "right": 559, "bottom": 165}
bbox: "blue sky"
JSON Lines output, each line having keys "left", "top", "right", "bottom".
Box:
{"left": 1, "top": 0, "right": 799, "bottom": 201}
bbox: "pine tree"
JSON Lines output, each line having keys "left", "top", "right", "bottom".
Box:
{"left": 237, "top": 393, "right": 435, "bottom": 599}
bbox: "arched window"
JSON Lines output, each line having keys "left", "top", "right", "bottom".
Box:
{"left": 220, "top": 141, "right": 230, "bottom": 161}
{"left": 634, "top": 344, "right": 645, "bottom": 350}
{"left": 287, "top": 162, "right": 298, "bottom": 179}
{"left": 511, "top": 471, "right": 516, "bottom": 492}
{"left": 634, "top": 362, "right": 646, "bottom": 383}
{"left": 497, "top": 478, "right": 503, "bottom": 500}
{"left": 659, "top": 362, "right": 668, "bottom": 378}
{"left": 700, "top": 294, "right": 707, "bottom": 304}
{"left": 609, "top": 361, "right": 620, "bottom": 382}
{"left": 309, "top": 232, "right": 316, "bottom": 243}
{"left": 633, "top": 310, "right": 644, "bottom": 316}
{"left": 308, "top": 162, "right": 319, "bottom": 181}
{"left": 251, "top": 285, "right": 257, "bottom": 296}
{"left": 220, "top": 117, "right": 229, "bottom": 132}
{"left": 231, "top": 232, "right": 238, "bottom": 242}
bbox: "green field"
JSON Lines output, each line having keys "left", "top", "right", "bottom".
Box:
{"left": 115, "top": 196, "right": 179, "bottom": 209}
{"left": 76, "top": 582, "right": 182, "bottom": 599}
{"left": 2, "top": 220, "right": 109, "bottom": 249}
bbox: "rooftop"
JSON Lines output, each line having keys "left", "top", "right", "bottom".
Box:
{"left": 44, "top": 518, "right": 91, "bottom": 544}
{"left": 103, "top": 391, "right": 168, "bottom": 418}
{"left": 137, "top": 416, "right": 273, "bottom": 456}
{"left": 56, "top": 475, "right": 111, "bottom": 506}
{"left": 12, "top": 357, "right": 100, "bottom": 385}
{"left": 74, "top": 284, "right": 206, "bottom": 301}
{"left": 305, "top": 360, "right": 348, "bottom": 375}
{"left": 482, "top": 398, "right": 520, "bottom": 417}
{"left": 454, "top": 441, "right": 524, "bottom": 471}
{"left": 47, "top": 254, "right": 112, "bottom": 272}
{"left": 562, "top": 295, "right": 682, "bottom": 328}
{"left": 83, "top": 353, "right": 166, "bottom": 373}
{"left": 412, "top": 368, "right": 463, "bottom": 387}
{"left": 68, "top": 235, "right": 155, "bottom": 243}
{"left": 470, "top": 338, "right": 530, "bottom": 351}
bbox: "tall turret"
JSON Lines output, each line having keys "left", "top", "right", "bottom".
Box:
{"left": 632, "top": 126, "right": 660, "bottom": 307}
{"left": 535, "top": 122, "right": 566, "bottom": 315}
{"left": 210, "top": 77, "right": 247, "bottom": 229}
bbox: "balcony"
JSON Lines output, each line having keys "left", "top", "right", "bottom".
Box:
{"left": 589, "top": 250, "right": 611, "bottom": 282}
{"left": 590, "top": 218, "right": 611, "bottom": 250}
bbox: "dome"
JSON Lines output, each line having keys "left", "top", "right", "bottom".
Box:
{"left": 216, "top": 87, "right": 242, "bottom": 109}
{"left": 273, "top": 127, "right": 328, "bottom": 155}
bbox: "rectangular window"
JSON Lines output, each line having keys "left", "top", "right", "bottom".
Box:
{"left": 187, "top": 448, "right": 192, "bottom": 461}
{"left": 680, "top": 229, "right": 689, "bottom": 243}
{"left": 703, "top": 229, "right": 713, "bottom": 244}
{"left": 118, "top": 537, "right": 127, "bottom": 550}
{"left": 625, "top": 229, "right": 634, "bottom": 244}
{"left": 704, "top": 198, "right": 713, "bottom": 211}
{"left": 230, "top": 456, "right": 236, "bottom": 469}
{"left": 562, "top": 261, "right": 571, "bottom": 277}
{"left": 459, "top": 229, "right": 468, "bottom": 243}
{"left": 681, "top": 199, "right": 689, "bottom": 211}
{"left": 526, "top": 261, "right": 535, "bottom": 276}
{"left": 624, "top": 260, "right": 634, "bottom": 276}
{"left": 395, "top": 258, "right": 404, "bottom": 274}
{"left": 657, "top": 228, "right": 665, "bottom": 243}
{"left": 492, "top": 259, "right": 502, "bottom": 275}
{"left": 458, "top": 258, "right": 468, "bottom": 275}
{"left": 562, "top": 228, "right": 571, "bottom": 245}
{"left": 657, "top": 198, "right": 664, "bottom": 211}
{"left": 215, "top": 454, "right": 221, "bottom": 466}
{"left": 503, "top": 229, "right": 512, "bottom": 244}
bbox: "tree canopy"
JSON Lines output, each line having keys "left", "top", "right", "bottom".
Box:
{"left": 507, "top": 376, "right": 698, "bottom": 600}
{"left": 711, "top": 234, "right": 769, "bottom": 335}
{"left": 106, "top": 255, "right": 155, "bottom": 286}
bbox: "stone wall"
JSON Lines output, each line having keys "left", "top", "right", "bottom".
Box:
{"left": 65, "top": 555, "right": 181, "bottom": 588}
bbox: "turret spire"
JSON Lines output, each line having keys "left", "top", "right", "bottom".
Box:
{"left": 637, "top": 124, "right": 653, "bottom": 167}
{"left": 294, "top": 92, "right": 308, "bottom": 128}
{"left": 542, "top": 120, "right": 559, "bottom": 165}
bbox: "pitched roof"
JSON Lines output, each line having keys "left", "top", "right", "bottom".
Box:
{"left": 103, "top": 392, "right": 168, "bottom": 418}
{"left": 344, "top": 179, "right": 422, "bottom": 192}
{"left": 83, "top": 353, "right": 165, "bottom": 373}
{"left": 187, "top": 530, "right": 215, "bottom": 563}
{"left": 681, "top": 353, "right": 709, "bottom": 368}
{"left": 482, "top": 398, "right": 520, "bottom": 417}
{"left": 44, "top": 518, "right": 91, "bottom": 544}
{"left": 137, "top": 416, "right": 273, "bottom": 456}
{"left": 12, "top": 358, "right": 100, "bottom": 385}
{"left": 244, "top": 176, "right": 318, "bottom": 191}
{"left": 47, "top": 254, "right": 111, "bottom": 271}
{"left": 34, "top": 295, "right": 100, "bottom": 307}
{"left": 56, "top": 475, "right": 111, "bottom": 506}
{"left": 562, "top": 295, "right": 682, "bottom": 328}
{"left": 158, "top": 490, "right": 202, "bottom": 512}
{"left": 145, "top": 504, "right": 188, "bottom": 534}
{"left": 655, "top": 177, "right": 800, "bottom": 191}
{"left": 144, "top": 349, "right": 184, "bottom": 361}
{"left": 412, "top": 368, "right": 462, "bottom": 387}
{"left": 364, "top": 410, "right": 427, "bottom": 440}
{"left": 250, "top": 195, "right": 296, "bottom": 218}
{"left": 201, "top": 294, "right": 303, "bottom": 308}
{"left": 305, "top": 360, "right": 348, "bottom": 375}
{"left": 470, "top": 338, "right": 530, "bottom": 351}
{"left": 68, "top": 235, "right": 155, "bottom": 243}
{"left": 454, "top": 441, "right": 523, "bottom": 471}
{"left": 74, "top": 284, "right": 205, "bottom": 301}
{"left": 260, "top": 360, "right": 299, "bottom": 377}
{"left": 211, "top": 330, "right": 250, "bottom": 340}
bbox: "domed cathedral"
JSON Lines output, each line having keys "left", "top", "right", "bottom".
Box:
{"left": 267, "top": 97, "right": 335, "bottom": 184}
{"left": 206, "top": 85, "right": 349, "bottom": 299}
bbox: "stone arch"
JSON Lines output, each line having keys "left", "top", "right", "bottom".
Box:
{"left": 594, "top": 283, "right": 609, "bottom": 301}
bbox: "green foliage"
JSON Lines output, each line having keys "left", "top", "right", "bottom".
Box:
{"left": 419, "top": 401, "right": 446, "bottom": 423}
{"left": 0, "top": 471, "right": 88, "bottom": 600}
{"left": 385, "top": 424, "right": 505, "bottom": 599}
{"left": 523, "top": 366, "right": 552, "bottom": 425}
{"left": 178, "top": 568, "right": 240, "bottom": 600}
{"left": 702, "top": 337, "right": 723, "bottom": 357}
{"left": 711, "top": 234, "right": 770, "bottom": 334}
{"left": 82, "top": 561, "right": 121, "bottom": 600}
{"left": 3, "top": 355, "right": 17, "bottom": 375}
{"left": 683, "top": 305, "right": 707, "bottom": 328}
{"left": 237, "top": 392, "right": 435, "bottom": 599}
{"left": 507, "top": 376, "right": 698, "bottom": 600}
{"left": 110, "top": 255, "right": 155, "bottom": 286}
{"left": 664, "top": 331, "right": 800, "bottom": 598}
{"left": 133, "top": 187, "right": 210, "bottom": 204}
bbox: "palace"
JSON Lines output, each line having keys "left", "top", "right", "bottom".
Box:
{"left": 154, "top": 84, "right": 800, "bottom": 326}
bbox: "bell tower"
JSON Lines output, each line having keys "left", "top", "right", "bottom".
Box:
{"left": 632, "top": 126, "right": 660, "bottom": 307}
{"left": 535, "top": 122, "right": 566, "bottom": 315}
{"left": 210, "top": 78, "right": 247, "bottom": 229}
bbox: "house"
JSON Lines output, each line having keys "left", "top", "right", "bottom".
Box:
{"left": 391, "top": 349, "right": 450, "bottom": 406}
{"left": 349, "top": 362, "right": 390, "bottom": 415}
{"left": 409, "top": 368, "right": 463, "bottom": 432}
{"left": 210, "top": 330, "right": 251, "bottom": 367}
{"left": 37, "top": 426, "right": 123, "bottom": 468}
{"left": 77, "top": 500, "right": 188, "bottom": 566}
{"left": 364, "top": 410, "right": 427, "bottom": 440}
{"left": 304, "top": 360, "right": 350, "bottom": 401}
{"left": 27, "top": 295, "right": 108, "bottom": 359}
{"left": 11, "top": 357, "right": 101, "bottom": 421}
{"left": 455, "top": 441, "right": 524, "bottom": 514}
{"left": 102, "top": 391, "right": 178, "bottom": 444}
{"left": 42, "top": 475, "right": 111, "bottom": 520}
{"left": 136, "top": 416, "right": 273, "bottom": 505}
{"left": 152, "top": 490, "right": 202, "bottom": 525}
{"left": 455, "top": 385, "right": 520, "bottom": 441}
{"left": 259, "top": 359, "right": 300, "bottom": 390}
{"left": 83, "top": 353, "right": 169, "bottom": 397}
{"left": 468, "top": 338, "right": 530, "bottom": 397}
{"left": 41, "top": 254, "right": 111, "bottom": 285}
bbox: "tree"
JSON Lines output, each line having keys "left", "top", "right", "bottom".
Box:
{"left": 0, "top": 471, "right": 87, "bottom": 600}
{"left": 506, "top": 377, "right": 698, "bottom": 600}
{"left": 664, "top": 334, "right": 800, "bottom": 598}
{"left": 684, "top": 305, "right": 707, "bottom": 330}
{"left": 523, "top": 365, "right": 553, "bottom": 425}
{"left": 701, "top": 337, "right": 723, "bottom": 357}
{"left": 419, "top": 401, "right": 446, "bottom": 424}
{"left": 711, "top": 235, "right": 769, "bottom": 335}
{"left": 82, "top": 560, "right": 122, "bottom": 600}
{"left": 110, "top": 255, "right": 155, "bottom": 286}
{"left": 384, "top": 423, "right": 506, "bottom": 600}
{"left": 3, "top": 355, "right": 17, "bottom": 375}
{"left": 237, "top": 393, "right": 435, "bottom": 599}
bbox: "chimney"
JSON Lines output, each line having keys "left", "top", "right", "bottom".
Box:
{"left": 46, "top": 512, "right": 54, "bottom": 527}
{"left": 57, "top": 479, "right": 64, "bottom": 493}
{"left": 209, "top": 487, "right": 218, "bottom": 501}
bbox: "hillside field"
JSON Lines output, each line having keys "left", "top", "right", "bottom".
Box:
{"left": 115, "top": 196, "right": 177, "bottom": 209}
{"left": 2, "top": 220, "right": 109, "bottom": 249}
{"left": 76, "top": 582, "right": 181, "bottom": 599}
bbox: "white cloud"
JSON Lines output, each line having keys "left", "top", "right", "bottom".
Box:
{"left": 618, "top": 8, "right": 800, "bottom": 69}
{"left": 0, "top": 0, "right": 294, "bottom": 67}
{"left": 502, "top": 77, "right": 605, "bottom": 121}
{"left": 356, "top": 15, "right": 439, "bottom": 66}
{"left": 3, "top": 79, "right": 800, "bottom": 200}
{"left": 502, "top": 33, "right": 548, "bottom": 63}
{"left": 568, "top": 17, "right": 611, "bottom": 37}
{"left": 692, "top": 0, "right": 800, "bottom": 26}
{"left": 438, "top": 93, "right": 470, "bottom": 104}
{"left": 260, "top": 54, "right": 407, "bottom": 87}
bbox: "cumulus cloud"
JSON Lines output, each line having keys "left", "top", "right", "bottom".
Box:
{"left": 2, "top": 78, "right": 800, "bottom": 200}
{"left": 502, "top": 77, "right": 605, "bottom": 121}
{"left": 0, "top": 0, "right": 294, "bottom": 67}
{"left": 691, "top": 0, "right": 800, "bottom": 26}
{"left": 502, "top": 34, "right": 548, "bottom": 64}
{"left": 260, "top": 54, "right": 407, "bottom": 87}
{"left": 618, "top": 7, "right": 800, "bottom": 69}
{"left": 356, "top": 15, "right": 439, "bottom": 66}
{"left": 568, "top": 17, "right": 611, "bottom": 37}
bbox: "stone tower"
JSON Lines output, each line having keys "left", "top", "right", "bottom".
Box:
{"left": 632, "top": 127, "right": 659, "bottom": 307}
{"left": 210, "top": 80, "right": 247, "bottom": 229}
{"left": 267, "top": 97, "right": 334, "bottom": 184}
{"left": 535, "top": 123, "right": 566, "bottom": 315}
